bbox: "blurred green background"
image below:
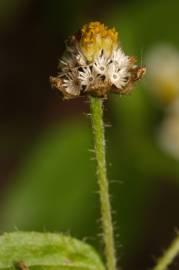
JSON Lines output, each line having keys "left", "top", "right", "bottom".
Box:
{"left": 0, "top": 0, "right": 179, "bottom": 270}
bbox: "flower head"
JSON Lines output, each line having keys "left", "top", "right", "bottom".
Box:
{"left": 50, "top": 21, "right": 146, "bottom": 99}
{"left": 145, "top": 44, "right": 179, "bottom": 104}
{"left": 158, "top": 99, "right": 179, "bottom": 160}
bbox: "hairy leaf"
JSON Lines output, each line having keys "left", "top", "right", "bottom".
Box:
{"left": 0, "top": 232, "right": 105, "bottom": 270}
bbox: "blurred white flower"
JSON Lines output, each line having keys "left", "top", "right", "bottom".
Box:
{"left": 145, "top": 44, "right": 179, "bottom": 104}
{"left": 158, "top": 99, "right": 179, "bottom": 160}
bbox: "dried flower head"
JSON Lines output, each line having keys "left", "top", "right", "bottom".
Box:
{"left": 50, "top": 21, "right": 146, "bottom": 99}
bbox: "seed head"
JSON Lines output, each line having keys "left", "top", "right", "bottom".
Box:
{"left": 50, "top": 21, "right": 146, "bottom": 99}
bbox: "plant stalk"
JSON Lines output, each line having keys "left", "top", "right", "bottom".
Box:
{"left": 152, "top": 234, "right": 179, "bottom": 270}
{"left": 90, "top": 96, "right": 116, "bottom": 270}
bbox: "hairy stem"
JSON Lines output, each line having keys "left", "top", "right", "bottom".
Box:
{"left": 152, "top": 234, "right": 179, "bottom": 270}
{"left": 90, "top": 96, "right": 116, "bottom": 270}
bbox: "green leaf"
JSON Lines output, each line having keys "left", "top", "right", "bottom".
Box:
{"left": 0, "top": 232, "right": 105, "bottom": 270}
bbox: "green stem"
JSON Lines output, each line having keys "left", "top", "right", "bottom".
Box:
{"left": 152, "top": 234, "right": 179, "bottom": 270}
{"left": 90, "top": 96, "right": 116, "bottom": 270}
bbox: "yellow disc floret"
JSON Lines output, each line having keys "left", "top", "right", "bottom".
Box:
{"left": 78, "top": 21, "right": 118, "bottom": 62}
